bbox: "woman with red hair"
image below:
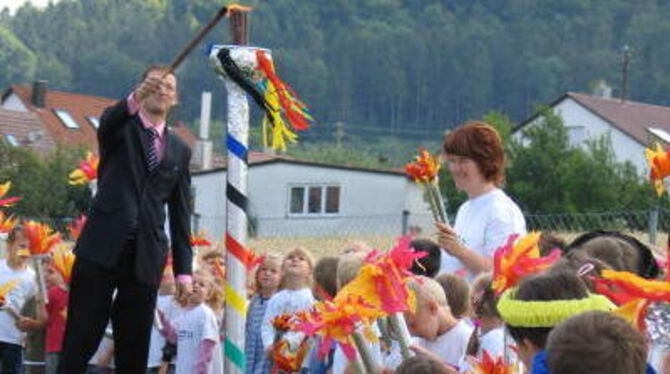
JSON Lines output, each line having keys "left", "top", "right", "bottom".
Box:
{"left": 437, "top": 121, "right": 526, "bottom": 276}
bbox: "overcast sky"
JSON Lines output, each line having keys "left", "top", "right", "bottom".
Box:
{"left": 0, "top": 0, "right": 58, "bottom": 14}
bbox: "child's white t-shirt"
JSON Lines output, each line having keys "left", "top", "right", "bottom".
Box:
{"left": 440, "top": 188, "right": 526, "bottom": 275}
{"left": 174, "top": 303, "right": 221, "bottom": 374}
{"left": 147, "top": 294, "right": 179, "bottom": 368}
{"left": 0, "top": 259, "right": 36, "bottom": 346}
{"left": 332, "top": 322, "right": 383, "bottom": 374}
{"left": 458, "top": 326, "right": 506, "bottom": 372}
{"left": 260, "top": 288, "right": 315, "bottom": 350}
{"left": 416, "top": 319, "right": 474, "bottom": 369}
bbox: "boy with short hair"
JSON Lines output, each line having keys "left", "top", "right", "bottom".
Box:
{"left": 546, "top": 311, "right": 648, "bottom": 374}
{"left": 404, "top": 276, "right": 473, "bottom": 369}
{"left": 435, "top": 273, "right": 470, "bottom": 318}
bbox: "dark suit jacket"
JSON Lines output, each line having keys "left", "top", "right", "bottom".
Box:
{"left": 74, "top": 98, "right": 193, "bottom": 286}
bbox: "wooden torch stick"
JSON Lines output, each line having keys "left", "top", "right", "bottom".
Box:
{"left": 164, "top": 5, "right": 231, "bottom": 76}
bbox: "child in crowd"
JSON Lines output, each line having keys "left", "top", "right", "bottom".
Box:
{"left": 313, "top": 255, "right": 340, "bottom": 301}
{"left": 459, "top": 273, "right": 506, "bottom": 372}
{"left": 546, "top": 311, "right": 649, "bottom": 374}
{"left": 43, "top": 259, "right": 69, "bottom": 374}
{"left": 160, "top": 270, "right": 223, "bottom": 374}
{"left": 497, "top": 270, "right": 615, "bottom": 373}
{"left": 87, "top": 325, "right": 114, "bottom": 374}
{"left": 404, "top": 276, "right": 473, "bottom": 370}
{"left": 332, "top": 253, "right": 383, "bottom": 374}
{"left": 409, "top": 239, "right": 442, "bottom": 278}
{"left": 566, "top": 230, "right": 659, "bottom": 279}
{"left": 0, "top": 225, "right": 42, "bottom": 374}
{"left": 309, "top": 255, "right": 341, "bottom": 374}
{"left": 246, "top": 254, "right": 282, "bottom": 374}
{"left": 395, "top": 353, "right": 457, "bottom": 374}
{"left": 261, "top": 248, "right": 316, "bottom": 372}
{"left": 147, "top": 262, "right": 179, "bottom": 373}
{"left": 435, "top": 273, "right": 471, "bottom": 319}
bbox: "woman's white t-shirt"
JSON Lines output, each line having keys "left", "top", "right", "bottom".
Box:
{"left": 440, "top": 188, "right": 526, "bottom": 275}
{"left": 174, "top": 303, "right": 222, "bottom": 374}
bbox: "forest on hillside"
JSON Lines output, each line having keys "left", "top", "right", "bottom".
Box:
{"left": 1, "top": 0, "right": 670, "bottom": 144}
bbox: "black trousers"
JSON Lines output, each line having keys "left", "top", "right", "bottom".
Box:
{"left": 58, "top": 241, "right": 158, "bottom": 374}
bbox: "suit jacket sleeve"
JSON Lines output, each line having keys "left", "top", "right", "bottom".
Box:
{"left": 169, "top": 145, "right": 193, "bottom": 277}
{"left": 98, "top": 98, "right": 132, "bottom": 149}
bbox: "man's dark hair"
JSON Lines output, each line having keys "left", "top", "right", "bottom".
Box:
{"left": 409, "top": 239, "right": 441, "bottom": 278}
{"left": 547, "top": 311, "right": 647, "bottom": 374}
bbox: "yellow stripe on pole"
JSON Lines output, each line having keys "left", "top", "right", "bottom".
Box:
{"left": 225, "top": 282, "right": 248, "bottom": 315}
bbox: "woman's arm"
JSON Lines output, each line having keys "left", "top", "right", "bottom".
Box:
{"left": 436, "top": 222, "right": 492, "bottom": 275}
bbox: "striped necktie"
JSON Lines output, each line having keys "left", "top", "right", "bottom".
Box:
{"left": 146, "top": 128, "right": 159, "bottom": 171}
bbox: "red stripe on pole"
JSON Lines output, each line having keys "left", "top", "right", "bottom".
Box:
{"left": 226, "top": 233, "right": 250, "bottom": 268}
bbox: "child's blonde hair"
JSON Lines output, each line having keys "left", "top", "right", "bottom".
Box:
{"left": 252, "top": 254, "right": 282, "bottom": 291}
{"left": 194, "top": 269, "right": 224, "bottom": 314}
{"left": 336, "top": 253, "right": 365, "bottom": 290}
{"left": 409, "top": 276, "right": 448, "bottom": 308}
{"left": 279, "top": 247, "right": 315, "bottom": 290}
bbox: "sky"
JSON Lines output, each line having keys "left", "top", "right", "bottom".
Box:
{"left": 0, "top": 0, "right": 58, "bottom": 14}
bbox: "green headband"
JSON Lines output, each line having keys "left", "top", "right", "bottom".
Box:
{"left": 497, "top": 288, "right": 615, "bottom": 327}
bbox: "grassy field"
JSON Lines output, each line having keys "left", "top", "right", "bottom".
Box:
{"left": 242, "top": 230, "right": 669, "bottom": 260}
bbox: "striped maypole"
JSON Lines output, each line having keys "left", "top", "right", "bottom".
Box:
{"left": 210, "top": 44, "right": 268, "bottom": 374}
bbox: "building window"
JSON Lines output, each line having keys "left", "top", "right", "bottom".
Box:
{"left": 87, "top": 116, "right": 100, "bottom": 129}
{"left": 3, "top": 134, "right": 19, "bottom": 147}
{"left": 54, "top": 109, "right": 80, "bottom": 129}
{"left": 289, "top": 185, "right": 340, "bottom": 215}
{"left": 566, "top": 126, "right": 586, "bottom": 146}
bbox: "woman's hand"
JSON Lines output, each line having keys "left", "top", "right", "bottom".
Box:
{"left": 435, "top": 222, "right": 466, "bottom": 257}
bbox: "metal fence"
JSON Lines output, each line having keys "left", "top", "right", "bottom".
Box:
{"left": 21, "top": 208, "right": 670, "bottom": 257}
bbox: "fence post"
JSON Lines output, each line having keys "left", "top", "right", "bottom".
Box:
{"left": 401, "top": 210, "right": 410, "bottom": 235}
{"left": 649, "top": 205, "right": 659, "bottom": 245}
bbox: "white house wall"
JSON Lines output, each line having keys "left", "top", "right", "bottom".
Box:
{"left": 515, "top": 97, "right": 648, "bottom": 174}
{"left": 555, "top": 98, "right": 647, "bottom": 174}
{"left": 192, "top": 163, "right": 433, "bottom": 239}
{"left": 1, "top": 94, "right": 28, "bottom": 111}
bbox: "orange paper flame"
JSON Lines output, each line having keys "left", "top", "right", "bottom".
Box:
{"left": 0, "top": 181, "right": 21, "bottom": 207}
{"left": 295, "top": 295, "right": 379, "bottom": 360}
{"left": 0, "top": 211, "right": 17, "bottom": 234}
{"left": 470, "top": 350, "right": 516, "bottom": 374}
{"left": 593, "top": 270, "right": 670, "bottom": 331}
{"left": 68, "top": 152, "right": 99, "bottom": 185}
{"left": 405, "top": 148, "right": 441, "bottom": 183}
{"left": 23, "top": 221, "right": 61, "bottom": 256}
{"left": 190, "top": 232, "right": 212, "bottom": 247}
{"left": 0, "top": 279, "right": 19, "bottom": 307}
{"left": 646, "top": 143, "right": 670, "bottom": 196}
{"left": 335, "top": 236, "right": 424, "bottom": 315}
{"left": 492, "top": 232, "right": 562, "bottom": 295}
{"left": 52, "top": 246, "right": 75, "bottom": 284}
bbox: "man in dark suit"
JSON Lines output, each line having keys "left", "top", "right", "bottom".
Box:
{"left": 58, "top": 66, "right": 193, "bottom": 374}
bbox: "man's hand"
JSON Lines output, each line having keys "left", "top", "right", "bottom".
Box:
{"left": 435, "top": 222, "right": 465, "bottom": 257}
{"left": 134, "top": 76, "right": 163, "bottom": 102}
{"left": 175, "top": 278, "right": 192, "bottom": 305}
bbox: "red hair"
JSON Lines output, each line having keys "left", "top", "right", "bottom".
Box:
{"left": 443, "top": 121, "right": 505, "bottom": 185}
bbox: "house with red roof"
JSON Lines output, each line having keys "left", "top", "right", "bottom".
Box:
{"left": 0, "top": 81, "right": 197, "bottom": 155}
{"left": 513, "top": 84, "right": 670, "bottom": 174}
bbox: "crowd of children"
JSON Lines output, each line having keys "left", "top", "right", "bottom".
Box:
{"left": 0, "top": 224, "right": 669, "bottom": 374}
